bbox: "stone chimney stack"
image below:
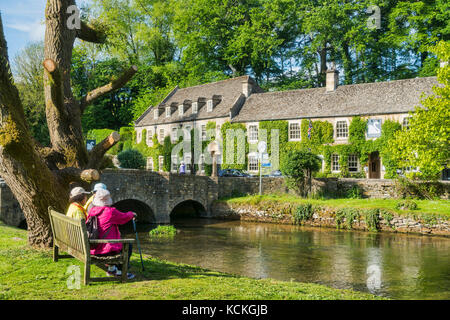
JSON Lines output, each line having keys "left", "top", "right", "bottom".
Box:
{"left": 326, "top": 65, "right": 339, "bottom": 92}
{"left": 242, "top": 77, "right": 253, "bottom": 98}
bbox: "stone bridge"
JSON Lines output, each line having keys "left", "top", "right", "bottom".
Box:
{"left": 100, "top": 169, "right": 221, "bottom": 223}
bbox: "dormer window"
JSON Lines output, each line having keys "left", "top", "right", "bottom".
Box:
{"left": 166, "top": 107, "right": 171, "bottom": 118}
{"left": 207, "top": 100, "right": 213, "bottom": 112}
{"left": 154, "top": 109, "right": 159, "bottom": 119}
{"left": 178, "top": 105, "right": 184, "bottom": 116}
{"left": 192, "top": 102, "right": 198, "bottom": 114}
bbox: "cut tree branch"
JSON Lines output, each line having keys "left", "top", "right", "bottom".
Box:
{"left": 43, "top": 59, "right": 67, "bottom": 118}
{"left": 55, "top": 167, "right": 100, "bottom": 186}
{"left": 87, "top": 131, "right": 120, "bottom": 169}
{"left": 79, "top": 65, "right": 138, "bottom": 112}
{"left": 76, "top": 21, "right": 106, "bottom": 44}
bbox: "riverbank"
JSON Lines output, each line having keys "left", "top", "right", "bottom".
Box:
{"left": 0, "top": 222, "right": 383, "bottom": 300}
{"left": 213, "top": 195, "right": 450, "bottom": 236}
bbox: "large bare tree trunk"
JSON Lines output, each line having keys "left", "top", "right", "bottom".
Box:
{"left": 0, "top": 0, "right": 137, "bottom": 248}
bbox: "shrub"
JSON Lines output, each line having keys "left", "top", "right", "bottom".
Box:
{"left": 395, "top": 200, "right": 418, "bottom": 211}
{"left": 346, "top": 185, "right": 363, "bottom": 199}
{"left": 292, "top": 203, "right": 315, "bottom": 224}
{"left": 335, "top": 208, "right": 360, "bottom": 229}
{"left": 363, "top": 209, "right": 380, "bottom": 231}
{"left": 281, "top": 150, "right": 321, "bottom": 196}
{"left": 117, "top": 149, "right": 146, "bottom": 169}
{"left": 149, "top": 225, "right": 177, "bottom": 238}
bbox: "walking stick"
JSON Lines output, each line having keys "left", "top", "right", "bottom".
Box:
{"left": 132, "top": 218, "right": 145, "bottom": 271}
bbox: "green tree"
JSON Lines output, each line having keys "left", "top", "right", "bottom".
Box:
{"left": 280, "top": 150, "right": 321, "bottom": 196}
{"left": 390, "top": 41, "right": 450, "bottom": 180}
{"left": 117, "top": 149, "right": 146, "bottom": 169}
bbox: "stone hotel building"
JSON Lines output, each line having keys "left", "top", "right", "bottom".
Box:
{"left": 134, "top": 70, "right": 441, "bottom": 180}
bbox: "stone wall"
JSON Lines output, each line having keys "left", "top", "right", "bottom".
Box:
{"left": 218, "top": 177, "right": 450, "bottom": 200}
{"left": 211, "top": 201, "right": 450, "bottom": 237}
{"left": 0, "top": 181, "right": 25, "bottom": 227}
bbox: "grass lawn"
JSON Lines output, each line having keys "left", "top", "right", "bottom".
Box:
{"left": 221, "top": 194, "right": 450, "bottom": 219}
{"left": 0, "top": 222, "right": 384, "bottom": 300}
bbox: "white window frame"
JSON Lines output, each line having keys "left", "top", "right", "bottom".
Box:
{"left": 348, "top": 154, "right": 359, "bottom": 172}
{"left": 184, "top": 125, "right": 192, "bottom": 140}
{"left": 192, "top": 102, "right": 198, "bottom": 114}
{"left": 166, "top": 107, "right": 171, "bottom": 118}
{"left": 171, "top": 127, "right": 178, "bottom": 143}
{"left": 248, "top": 124, "right": 259, "bottom": 143}
{"left": 158, "top": 156, "right": 164, "bottom": 172}
{"left": 335, "top": 119, "right": 349, "bottom": 139}
{"left": 288, "top": 121, "right": 301, "bottom": 141}
{"left": 402, "top": 116, "right": 411, "bottom": 130}
{"left": 136, "top": 130, "right": 142, "bottom": 144}
{"left": 147, "top": 129, "right": 153, "bottom": 146}
{"left": 331, "top": 154, "right": 340, "bottom": 172}
{"left": 178, "top": 105, "right": 184, "bottom": 116}
{"left": 159, "top": 129, "right": 165, "bottom": 143}
{"left": 147, "top": 157, "right": 154, "bottom": 171}
{"left": 201, "top": 125, "right": 207, "bottom": 141}
{"left": 199, "top": 154, "right": 205, "bottom": 173}
{"left": 171, "top": 155, "right": 179, "bottom": 173}
{"left": 248, "top": 153, "right": 260, "bottom": 172}
{"left": 154, "top": 109, "right": 159, "bottom": 119}
{"left": 207, "top": 100, "right": 213, "bottom": 112}
{"left": 184, "top": 153, "right": 192, "bottom": 173}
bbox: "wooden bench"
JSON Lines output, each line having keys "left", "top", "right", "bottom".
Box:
{"left": 48, "top": 207, "right": 135, "bottom": 285}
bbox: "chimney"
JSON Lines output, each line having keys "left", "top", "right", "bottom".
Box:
{"left": 326, "top": 66, "right": 339, "bottom": 92}
{"left": 242, "top": 77, "right": 253, "bottom": 98}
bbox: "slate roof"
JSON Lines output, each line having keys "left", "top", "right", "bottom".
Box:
{"left": 135, "top": 76, "right": 263, "bottom": 126}
{"left": 232, "top": 77, "right": 439, "bottom": 122}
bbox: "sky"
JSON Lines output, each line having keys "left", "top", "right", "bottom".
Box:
{"left": 1, "top": 0, "right": 90, "bottom": 64}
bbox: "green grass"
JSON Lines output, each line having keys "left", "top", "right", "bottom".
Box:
{"left": 149, "top": 225, "right": 177, "bottom": 238}
{"left": 220, "top": 194, "right": 450, "bottom": 219}
{"left": 0, "top": 222, "right": 384, "bottom": 300}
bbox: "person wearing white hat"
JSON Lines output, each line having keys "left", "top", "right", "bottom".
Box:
{"left": 84, "top": 183, "right": 108, "bottom": 214}
{"left": 66, "top": 187, "right": 91, "bottom": 220}
{"left": 88, "top": 189, "right": 137, "bottom": 279}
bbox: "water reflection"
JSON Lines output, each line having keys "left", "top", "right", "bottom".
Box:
{"left": 124, "top": 219, "right": 450, "bottom": 300}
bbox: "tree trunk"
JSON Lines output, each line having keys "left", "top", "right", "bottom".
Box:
{"left": 0, "top": 1, "right": 137, "bottom": 248}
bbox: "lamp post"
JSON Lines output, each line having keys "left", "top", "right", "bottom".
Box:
{"left": 207, "top": 141, "right": 221, "bottom": 177}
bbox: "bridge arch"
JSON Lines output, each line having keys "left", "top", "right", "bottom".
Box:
{"left": 170, "top": 199, "right": 207, "bottom": 221}
{"left": 113, "top": 199, "right": 156, "bottom": 224}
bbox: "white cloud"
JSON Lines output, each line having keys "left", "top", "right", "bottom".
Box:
{"left": 6, "top": 19, "right": 45, "bottom": 41}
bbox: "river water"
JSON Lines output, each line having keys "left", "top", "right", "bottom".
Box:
{"left": 126, "top": 219, "right": 450, "bottom": 300}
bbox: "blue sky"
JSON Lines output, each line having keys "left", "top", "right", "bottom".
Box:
{"left": 1, "top": 0, "right": 90, "bottom": 63}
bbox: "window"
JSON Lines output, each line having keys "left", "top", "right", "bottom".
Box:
{"left": 192, "top": 102, "right": 198, "bottom": 114}
{"left": 289, "top": 122, "right": 301, "bottom": 141}
{"left": 332, "top": 154, "right": 340, "bottom": 172}
{"left": 178, "top": 105, "right": 184, "bottom": 116}
{"left": 201, "top": 125, "right": 207, "bottom": 141}
{"left": 348, "top": 154, "right": 359, "bottom": 172}
{"left": 184, "top": 154, "right": 192, "bottom": 173}
{"left": 137, "top": 130, "right": 142, "bottom": 143}
{"left": 207, "top": 100, "right": 213, "bottom": 112}
{"left": 248, "top": 154, "right": 259, "bottom": 172}
{"left": 184, "top": 125, "right": 191, "bottom": 140}
{"left": 171, "top": 127, "right": 178, "bottom": 143}
{"left": 199, "top": 154, "right": 205, "bottom": 173}
{"left": 159, "top": 156, "right": 164, "bottom": 172}
{"left": 166, "top": 107, "right": 171, "bottom": 118}
{"left": 159, "top": 129, "right": 165, "bottom": 143}
{"left": 336, "top": 121, "right": 348, "bottom": 138}
{"left": 402, "top": 117, "right": 411, "bottom": 130}
{"left": 154, "top": 109, "right": 159, "bottom": 119}
{"left": 147, "top": 157, "right": 153, "bottom": 171}
{"left": 147, "top": 129, "right": 153, "bottom": 146}
{"left": 171, "top": 155, "right": 179, "bottom": 173}
{"left": 248, "top": 125, "right": 258, "bottom": 142}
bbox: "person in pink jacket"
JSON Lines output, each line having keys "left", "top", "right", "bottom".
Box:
{"left": 88, "top": 189, "right": 136, "bottom": 279}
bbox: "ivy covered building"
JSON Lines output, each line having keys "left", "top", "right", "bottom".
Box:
{"left": 133, "top": 70, "right": 439, "bottom": 179}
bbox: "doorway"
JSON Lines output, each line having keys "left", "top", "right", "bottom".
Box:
{"left": 369, "top": 152, "right": 381, "bottom": 179}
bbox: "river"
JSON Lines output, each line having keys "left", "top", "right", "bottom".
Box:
{"left": 125, "top": 218, "right": 450, "bottom": 300}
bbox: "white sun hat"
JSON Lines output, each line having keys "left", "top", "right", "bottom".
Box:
{"left": 92, "top": 189, "right": 113, "bottom": 207}
{"left": 70, "top": 187, "right": 90, "bottom": 198}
